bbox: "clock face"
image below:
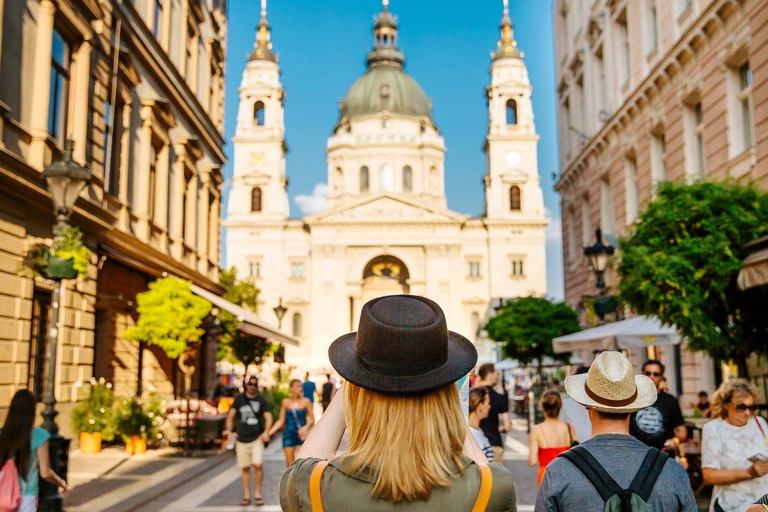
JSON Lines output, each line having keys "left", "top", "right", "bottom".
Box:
{"left": 251, "top": 152, "right": 264, "bottom": 166}
{"left": 506, "top": 151, "right": 521, "bottom": 167}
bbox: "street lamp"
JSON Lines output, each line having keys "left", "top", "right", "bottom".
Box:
{"left": 273, "top": 298, "right": 287, "bottom": 329}
{"left": 40, "top": 139, "right": 91, "bottom": 512}
{"left": 583, "top": 228, "right": 615, "bottom": 296}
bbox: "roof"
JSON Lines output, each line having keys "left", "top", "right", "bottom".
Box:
{"left": 339, "top": 65, "right": 432, "bottom": 122}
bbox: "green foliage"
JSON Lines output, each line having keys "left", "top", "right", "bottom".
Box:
{"left": 70, "top": 378, "right": 117, "bottom": 440}
{"left": 618, "top": 181, "right": 768, "bottom": 374}
{"left": 19, "top": 226, "right": 90, "bottom": 279}
{"left": 484, "top": 297, "right": 580, "bottom": 373}
{"left": 114, "top": 394, "right": 166, "bottom": 442}
{"left": 122, "top": 276, "right": 212, "bottom": 359}
{"left": 260, "top": 385, "right": 288, "bottom": 420}
{"left": 217, "top": 267, "right": 276, "bottom": 366}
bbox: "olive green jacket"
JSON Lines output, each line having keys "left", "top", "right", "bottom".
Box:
{"left": 280, "top": 454, "right": 517, "bottom": 511}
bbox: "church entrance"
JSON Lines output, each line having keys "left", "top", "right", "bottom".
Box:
{"left": 360, "top": 255, "right": 410, "bottom": 304}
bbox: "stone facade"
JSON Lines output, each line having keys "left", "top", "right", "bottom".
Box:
{"left": 553, "top": 0, "right": 767, "bottom": 409}
{"left": 0, "top": 0, "right": 226, "bottom": 433}
{"left": 225, "top": 4, "right": 549, "bottom": 370}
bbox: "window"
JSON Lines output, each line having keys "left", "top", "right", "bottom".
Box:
{"left": 616, "top": 11, "right": 630, "bottom": 86}
{"left": 28, "top": 291, "right": 51, "bottom": 401}
{"left": 360, "top": 166, "right": 369, "bottom": 192}
{"left": 292, "top": 313, "right": 302, "bottom": 337}
{"left": 153, "top": 0, "right": 163, "bottom": 39}
{"left": 380, "top": 165, "right": 393, "bottom": 192}
{"left": 600, "top": 176, "right": 614, "bottom": 234}
{"left": 249, "top": 261, "right": 260, "bottom": 278}
{"left": 567, "top": 206, "right": 578, "bottom": 262}
{"left": 738, "top": 63, "right": 753, "bottom": 152}
{"left": 402, "top": 166, "right": 412, "bottom": 192}
{"left": 575, "top": 77, "right": 585, "bottom": 137}
{"left": 625, "top": 155, "right": 639, "bottom": 224}
{"left": 511, "top": 259, "right": 525, "bottom": 277}
{"left": 48, "top": 30, "right": 70, "bottom": 143}
{"left": 645, "top": 0, "right": 659, "bottom": 54}
{"left": 509, "top": 186, "right": 521, "bottom": 211}
{"left": 685, "top": 102, "right": 705, "bottom": 179}
{"left": 106, "top": 100, "right": 124, "bottom": 196}
{"left": 148, "top": 143, "right": 159, "bottom": 219}
{"left": 594, "top": 47, "right": 606, "bottom": 120}
{"left": 291, "top": 262, "right": 305, "bottom": 278}
{"left": 251, "top": 187, "right": 262, "bottom": 212}
{"left": 468, "top": 261, "right": 480, "bottom": 277}
{"left": 651, "top": 131, "right": 668, "bottom": 186}
{"left": 471, "top": 312, "right": 481, "bottom": 334}
{"left": 562, "top": 100, "right": 572, "bottom": 157}
{"left": 254, "top": 101, "right": 265, "bottom": 126}
{"left": 581, "top": 194, "right": 592, "bottom": 246}
{"left": 506, "top": 99, "right": 518, "bottom": 125}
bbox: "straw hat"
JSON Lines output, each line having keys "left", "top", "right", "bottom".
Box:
{"left": 565, "top": 351, "right": 657, "bottom": 413}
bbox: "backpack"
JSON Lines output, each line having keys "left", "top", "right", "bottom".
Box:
{"left": 559, "top": 445, "right": 669, "bottom": 512}
{"left": 0, "top": 458, "right": 22, "bottom": 512}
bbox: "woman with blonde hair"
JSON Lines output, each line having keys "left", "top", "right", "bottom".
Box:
{"left": 702, "top": 379, "right": 768, "bottom": 512}
{"left": 529, "top": 389, "right": 576, "bottom": 487}
{"left": 280, "top": 295, "right": 516, "bottom": 511}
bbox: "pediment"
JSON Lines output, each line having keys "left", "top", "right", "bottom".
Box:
{"left": 306, "top": 194, "right": 467, "bottom": 225}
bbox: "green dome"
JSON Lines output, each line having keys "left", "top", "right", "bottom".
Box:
{"left": 339, "top": 65, "right": 432, "bottom": 122}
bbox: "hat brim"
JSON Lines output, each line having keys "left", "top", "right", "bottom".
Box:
{"left": 565, "top": 374, "right": 657, "bottom": 413}
{"left": 328, "top": 331, "right": 477, "bottom": 394}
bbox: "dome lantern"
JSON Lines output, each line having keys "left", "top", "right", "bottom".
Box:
{"left": 249, "top": 0, "right": 278, "bottom": 63}
{"left": 492, "top": 0, "right": 523, "bottom": 62}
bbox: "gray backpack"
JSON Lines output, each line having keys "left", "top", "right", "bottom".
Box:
{"left": 559, "top": 445, "right": 669, "bottom": 512}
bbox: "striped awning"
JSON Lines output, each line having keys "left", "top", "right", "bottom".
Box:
{"left": 738, "top": 243, "right": 768, "bottom": 290}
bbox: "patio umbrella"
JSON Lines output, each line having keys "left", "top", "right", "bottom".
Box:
{"left": 552, "top": 316, "right": 681, "bottom": 354}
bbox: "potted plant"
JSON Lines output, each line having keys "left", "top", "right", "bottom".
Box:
{"left": 115, "top": 395, "right": 164, "bottom": 454}
{"left": 71, "top": 378, "right": 117, "bottom": 453}
{"left": 20, "top": 225, "right": 90, "bottom": 280}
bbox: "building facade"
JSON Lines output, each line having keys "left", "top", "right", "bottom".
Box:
{"left": 225, "top": 3, "right": 549, "bottom": 370}
{"left": 553, "top": 0, "right": 768, "bottom": 407}
{"left": 0, "top": 0, "right": 227, "bottom": 433}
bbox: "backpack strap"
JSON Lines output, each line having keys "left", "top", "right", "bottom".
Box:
{"left": 628, "top": 448, "right": 669, "bottom": 503}
{"left": 471, "top": 463, "right": 493, "bottom": 512}
{"left": 310, "top": 461, "right": 329, "bottom": 512}
{"left": 559, "top": 446, "right": 622, "bottom": 503}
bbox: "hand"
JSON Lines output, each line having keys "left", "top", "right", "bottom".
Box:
{"left": 298, "top": 426, "right": 310, "bottom": 441}
{"left": 259, "top": 432, "right": 271, "bottom": 443}
{"left": 677, "top": 457, "right": 689, "bottom": 471}
{"left": 749, "top": 461, "right": 768, "bottom": 478}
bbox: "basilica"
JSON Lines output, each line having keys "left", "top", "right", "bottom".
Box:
{"left": 224, "top": 1, "right": 548, "bottom": 369}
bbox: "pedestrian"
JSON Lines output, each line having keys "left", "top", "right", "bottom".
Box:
{"left": 469, "top": 387, "right": 494, "bottom": 463}
{"left": 630, "top": 359, "right": 688, "bottom": 452}
{"left": 535, "top": 351, "right": 697, "bottom": 512}
{"left": 280, "top": 295, "right": 517, "bottom": 511}
{"left": 701, "top": 379, "right": 768, "bottom": 512}
{"left": 529, "top": 390, "right": 576, "bottom": 487}
{"left": 746, "top": 494, "right": 768, "bottom": 512}
{"left": 301, "top": 372, "right": 316, "bottom": 404}
{"left": 476, "top": 362, "right": 511, "bottom": 463}
{"left": 559, "top": 365, "right": 591, "bottom": 443}
{"left": 690, "top": 391, "right": 711, "bottom": 418}
{"left": 0, "top": 389, "right": 66, "bottom": 512}
{"left": 224, "top": 375, "right": 273, "bottom": 507}
{"left": 319, "top": 374, "right": 335, "bottom": 412}
{"left": 267, "top": 379, "right": 315, "bottom": 467}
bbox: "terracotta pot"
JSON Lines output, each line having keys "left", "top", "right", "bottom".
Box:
{"left": 79, "top": 432, "right": 102, "bottom": 453}
{"left": 126, "top": 435, "right": 147, "bottom": 455}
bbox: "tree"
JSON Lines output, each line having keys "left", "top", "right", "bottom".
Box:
{"left": 484, "top": 296, "right": 580, "bottom": 379}
{"left": 617, "top": 181, "right": 768, "bottom": 377}
{"left": 217, "top": 267, "right": 276, "bottom": 367}
{"left": 122, "top": 276, "right": 212, "bottom": 394}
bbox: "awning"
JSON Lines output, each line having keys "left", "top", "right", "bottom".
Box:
{"left": 552, "top": 316, "right": 681, "bottom": 354}
{"left": 495, "top": 355, "right": 586, "bottom": 371}
{"left": 190, "top": 284, "right": 300, "bottom": 347}
{"left": 738, "top": 237, "right": 768, "bottom": 290}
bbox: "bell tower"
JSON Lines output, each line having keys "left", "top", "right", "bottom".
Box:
{"left": 483, "top": 0, "right": 544, "bottom": 220}
{"left": 229, "top": 0, "right": 289, "bottom": 222}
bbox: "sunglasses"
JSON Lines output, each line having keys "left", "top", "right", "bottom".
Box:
{"left": 735, "top": 403, "right": 759, "bottom": 412}
{"left": 246, "top": 382, "right": 258, "bottom": 387}
{"left": 644, "top": 371, "right": 662, "bottom": 377}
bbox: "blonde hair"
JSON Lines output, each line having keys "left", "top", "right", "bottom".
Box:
{"left": 342, "top": 383, "right": 466, "bottom": 502}
{"left": 710, "top": 379, "right": 758, "bottom": 419}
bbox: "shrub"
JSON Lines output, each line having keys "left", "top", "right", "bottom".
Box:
{"left": 71, "top": 378, "right": 117, "bottom": 441}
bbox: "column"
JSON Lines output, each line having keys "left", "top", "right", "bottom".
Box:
{"left": 28, "top": 0, "right": 56, "bottom": 169}
{"left": 197, "top": 170, "right": 210, "bottom": 274}
{"left": 154, "top": 143, "right": 170, "bottom": 252}
{"left": 117, "top": 101, "right": 133, "bottom": 230}
{"left": 184, "top": 172, "right": 198, "bottom": 249}
{"left": 170, "top": 144, "right": 186, "bottom": 260}
{"left": 209, "top": 194, "right": 220, "bottom": 268}
{"left": 71, "top": 40, "right": 92, "bottom": 164}
{"left": 135, "top": 105, "right": 153, "bottom": 241}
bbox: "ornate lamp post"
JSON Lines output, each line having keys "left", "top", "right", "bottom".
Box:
{"left": 583, "top": 228, "right": 617, "bottom": 323}
{"left": 40, "top": 139, "right": 91, "bottom": 512}
{"left": 273, "top": 298, "right": 287, "bottom": 329}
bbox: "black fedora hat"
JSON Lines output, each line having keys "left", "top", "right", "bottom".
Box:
{"left": 328, "top": 295, "right": 477, "bottom": 393}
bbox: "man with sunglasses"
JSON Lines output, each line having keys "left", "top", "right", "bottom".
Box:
{"left": 630, "top": 360, "right": 688, "bottom": 452}
{"left": 225, "top": 376, "right": 273, "bottom": 507}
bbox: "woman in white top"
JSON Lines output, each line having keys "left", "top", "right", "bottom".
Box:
{"left": 702, "top": 379, "right": 768, "bottom": 512}
{"left": 469, "top": 387, "right": 494, "bottom": 463}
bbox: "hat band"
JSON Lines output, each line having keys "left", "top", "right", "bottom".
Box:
{"left": 358, "top": 352, "right": 445, "bottom": 377}
{"left": 585, "top": 381, "right": 638, "bottom": 408}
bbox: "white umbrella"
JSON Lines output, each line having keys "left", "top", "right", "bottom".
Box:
{"left": 552, "top": 316, "right": 681, "bottom": 354}
{"left": 495, "top": 356, "right": 585, "bottom": 370}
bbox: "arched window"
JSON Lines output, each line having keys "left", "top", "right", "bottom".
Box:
{"left": 380, "top": 165, "right": 393, "bottom": 191}
{"left": 251, "top": 187, "right": 262, "bottom": 212}
{"left": 292, "top": 313, "right": 302, "bottom": 337}
{"left": 471, "top": 312, "right": 481, "bottom": 335}
{"left": 254, "top": 101, "right": 265, "bottom": 126}
{"left": 506, "top": 99, "right": 518, "bottom": 125}
{"left": 360, "top": 166, "right": 369, "bottom": 192}
{"left": 402, "top": 166, "right": 412, "bottom": 192}
{"left": 509, "top": 185, "right": 521, "bottom": 211}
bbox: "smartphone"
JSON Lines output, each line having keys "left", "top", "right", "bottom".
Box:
{"left": 748, "top": 453, "right": 768, "bottom": 463}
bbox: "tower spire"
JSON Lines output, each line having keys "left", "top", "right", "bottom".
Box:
{"left": 249, "top": 0, "right": 278, "bottom": 62}
{"left": 492, "top": 0, "right": 522, "bottom": 61}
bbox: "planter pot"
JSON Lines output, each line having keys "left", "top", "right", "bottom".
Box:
{"left": 45, "top": 255, "right": 78, "bottom": 280}
{"left": 125, "top": 435, "right": 147, "bottom": 455}
{"left": 79, "top": 432, "right": 102, "bottom": 453}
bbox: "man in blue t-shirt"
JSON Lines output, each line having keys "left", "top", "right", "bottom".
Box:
{"left": 302, "top": 373, "right": 316, "bottom": 404}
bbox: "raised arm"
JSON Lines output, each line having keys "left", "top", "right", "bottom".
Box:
{"left": 296, "top": 383, "right": 346, "bottom": 460}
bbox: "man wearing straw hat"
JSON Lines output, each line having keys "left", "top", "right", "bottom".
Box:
{"left": 535, "top": 351, "right": 696, "bottom": 512}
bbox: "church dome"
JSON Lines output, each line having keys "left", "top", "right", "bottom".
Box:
{"left": 340, "top": 65, "right": 432, "bottom": 121}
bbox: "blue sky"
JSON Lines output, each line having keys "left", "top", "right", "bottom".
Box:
{"left": 222, "top": 0, "right": 564, "bottom": 300}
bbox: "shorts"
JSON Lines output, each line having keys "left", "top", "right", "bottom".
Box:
{"left": 235, "top": 438, "right": 265, "bottom": 467}
{"left": 282, "top": 428, "right": 303, "bottom": 448}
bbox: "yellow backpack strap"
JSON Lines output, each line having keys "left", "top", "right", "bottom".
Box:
{"left": 309, "top": 460, "right": 329, "bottom": 512}
{"left": 471, "top": 463, "right": 493, "bottom": 512}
